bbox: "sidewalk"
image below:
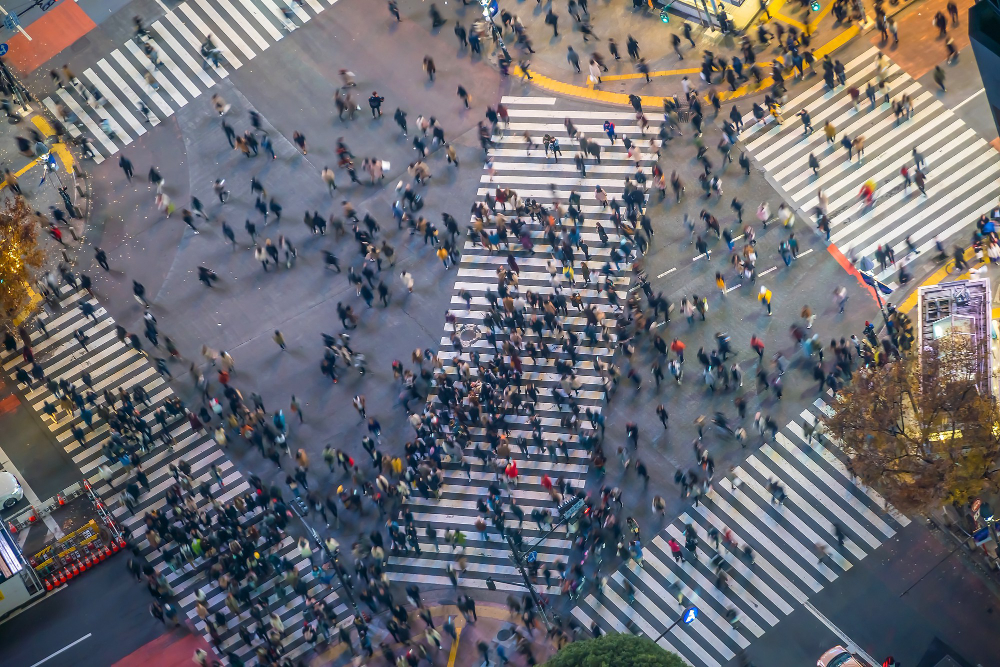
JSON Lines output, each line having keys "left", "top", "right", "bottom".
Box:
{"left": 0, "top": 90, "right": 90, "bottom": 322}
{"left": 312, "top": 600, "right": 559, "bottom": 667}
{"left": 480, "top": 0, "right": 893, "bottom": 107}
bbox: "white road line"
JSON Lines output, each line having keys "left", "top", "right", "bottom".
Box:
{"left": 954, "top": 88, "right": 985, "bottom": 110}
{"left": 28, "top": 633, "right": 92, "bottom": 667}
{"left": 804, "top": 601, "right": 879, "bottom": 666}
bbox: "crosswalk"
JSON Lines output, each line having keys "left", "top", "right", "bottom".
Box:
{"left": 571, "top": 397, "right": 910, "bottom": 667}
{"left": 0, "top": 286, "right": 350, "bottom": 663}
{"left": 740, "top": 46, "right": 1000, "bottom": 282}
{"left": 43, "top": 0, "right": 340, "bottom": 164}
{"left": 385, "top": 96, "right": 654, "bottom": 591}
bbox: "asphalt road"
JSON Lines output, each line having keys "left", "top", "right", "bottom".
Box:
{"left": 749, "top": 521, "right": 1000, "bottom": 667}
{"left": 0, "top": 552, "right": 171, "bottom": 667}
{"left": 0, "top": 0, "right": 997, "bottom": 664}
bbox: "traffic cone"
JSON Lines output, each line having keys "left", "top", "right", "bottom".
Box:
{"left": 117, "top": 536, "right": 126, "bottom": 548}
{"left": 8, "top": 520, "right": 17, "bottom": 534}
{"left": 58, "top": 569, "right": 67, "bottom": 584}
{"left": 44, "top": 578, "right": 52, "bottom": 591}
{"left": 110, "top": 541, "right": 119, "bottom": 554}
{"left": 69, "top": 562, "right": 79, "bottom": 577}
{"left": 27, "top": 507, "right": 37, "bottom": 523}
{"left": 57, "top": 493, "right": 66, "bottom": 506}
{"left": 82, "top": 555, "right": 91, "bottom": 570}
{"left": 103, "top": 545, "right": 111, "bottom": 559}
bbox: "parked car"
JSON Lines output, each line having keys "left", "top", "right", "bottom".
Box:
{"left": 818, "top": 646, "right": 866, "bottom": 667}
{"left": 0, "top": 471, "right": 24, "bottom": 509}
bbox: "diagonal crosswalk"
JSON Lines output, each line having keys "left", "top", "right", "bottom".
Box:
{"left": 0, "top": 286, "right": 351, "bottom": 663}
{"left": 384, "top": 97, "right": 655, "bottom": 591}
{"left": 43, "top": 0, "right": 341, "bottom": 164}
{"left": 740, "top": 47, "right": 1000, "bottom": 283}
{"left": 571, "top": 398, "right": 910, "bottom": 667}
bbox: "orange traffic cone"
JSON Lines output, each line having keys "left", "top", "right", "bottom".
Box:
{"left": 44, "top": 578, "right": 53, "bottom": 591}
{"left": 71, "top": 562, "right": 80, "bottom": 577}
{"left": 59, "top": 569, "right": 67, "bottom": 584}
{"left": 7, "top": 520, "right": 17, "bottom": 534}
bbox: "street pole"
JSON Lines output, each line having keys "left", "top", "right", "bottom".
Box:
{"left": 290, "top": 499, "right": 360, "bottom": 615}
{"left": 654, "top": 615, "right": 684, "bottom": 643}
{"left": 861, "top": 270, "right": 893, "bottom": 333}
{"left": 505, "top": 533, "right": 553, "bottom": 631}
{"left": 0, "top": 4, "right": 31, "bottom": 41}
{"left": 480, "top": 0, "right": 511, "bottom": 64}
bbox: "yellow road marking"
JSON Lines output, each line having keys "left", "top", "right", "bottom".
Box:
{"left": 522, "top": 23, "right": 859, "bottom": 108}
{"left": 31, "top": 115, "right": 75, "bottom": 171}
{"left": 446, "top": 626, "right": 464, "bottom": 667}
{"left": 600, "top": 67, "right": 702, "bottom": 82}
{"left": 717, "top": 23, "right": 859, "bottom": 102}
{"left": 775, "top": 12, "right": 809, "bottom": 31}
{"left": 898, "top": 247, "right": 981, "bottom": 313}
{"left": 774, "top": 0, "right": 834, "bottom": 31}
{"left": 13, "top": 288, "right": 42, "bottom": 326}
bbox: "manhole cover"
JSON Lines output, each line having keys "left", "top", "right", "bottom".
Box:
{"left": 496, "top": 628, "right": 513, "bottom": 642}
{"left": 457, "top": 324, "right": 481, "bottom": 343}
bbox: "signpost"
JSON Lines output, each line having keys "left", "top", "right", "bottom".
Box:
{"left": 654, "top": 606, "right": 699, "bottom": 641}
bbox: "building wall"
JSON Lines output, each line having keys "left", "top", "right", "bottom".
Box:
{"left": 970, "top": 1, "right": 1000, "bottom": 140}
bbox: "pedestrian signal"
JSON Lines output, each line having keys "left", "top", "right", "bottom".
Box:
{"left": 810, "top": 0, "right": 820, "bottom": 9}
{"left": 660, "top": 9, "right": 670, "bottom": 22}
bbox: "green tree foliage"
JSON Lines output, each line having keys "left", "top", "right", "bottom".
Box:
{"left": 821, "top": 333, "right": 1000, "bottom": 514}
{"left": 542, "top": 633, "right": 686, "bottom": 667}
{"left": 0, "top": 196, "right": 43, "bottom": 325}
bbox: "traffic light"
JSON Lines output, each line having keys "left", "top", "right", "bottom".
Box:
{"left": 660, "top": 8, "right": 670, "bottom": 22}
{"left": 810, "top": 0, "right": 821, "bottom": 9}
{"left": 883, "top": 658, "right": 898, "bottom": 667}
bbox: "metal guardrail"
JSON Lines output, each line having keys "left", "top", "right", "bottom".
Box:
{"left": 6, "top": 480, "right": 87, "bottom": 532}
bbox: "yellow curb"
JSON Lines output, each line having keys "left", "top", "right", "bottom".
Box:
{"left": 309, "top": 602, "right": 519, "bottom": 665}
{"left": 522, "top": 23, "right": 859, "bottom": 108}
{"left": 898, "top": 247, "right": 981, "bottom": 313}
{"left": 13, "top": 287, "right": 42, "bottom": 326}
{"left": 716, "top": 23, "right": 859, "bottom": 103}
{"left": 31, "top": 115, "right": 75, "bottom": 171}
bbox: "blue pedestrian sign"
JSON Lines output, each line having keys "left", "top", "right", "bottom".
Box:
{"left": 0, "top": 43, "right": 8, "bottom": 57}
{"left": 488, "top": 0, "right": 499, "bottom": 16}
{"left": 525, "top": 550, "right": 538, "bottom": 563}
{"left": 682, "top": 606, "right": 699, "bottom": 624}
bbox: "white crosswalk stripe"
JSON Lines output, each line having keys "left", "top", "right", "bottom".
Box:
{"left": 740, "top": 47, "right": 1000, "bottom": 284}
{"left": 571, "top": 399, "right": 909, "bottom": 667}
{"left": 43, "top": 0, "right": 341, "bottom": 164}
{"left": 0, "top": 286, "right": 351, "bottom": 664}
{"left": 384, "top": 97, "right": 654, "bottom": 591}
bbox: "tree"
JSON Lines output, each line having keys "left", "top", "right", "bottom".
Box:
{"left": 821, "top": 333, "right": 1000, "bottom": 514}
{"left": 0, "top": 196, "right": 44, "bottom": 325}
{"left": 542, "top": 633, "right": 686, "bottom": 667}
